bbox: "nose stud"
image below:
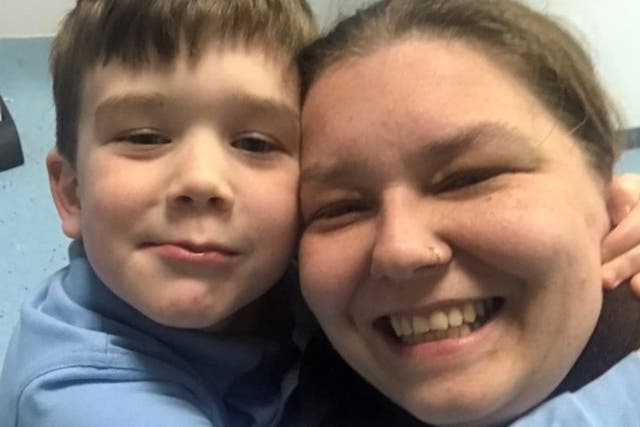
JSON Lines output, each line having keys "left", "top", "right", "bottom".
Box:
{"left": 428, "top": 246, "right": 442, "bottom": 265}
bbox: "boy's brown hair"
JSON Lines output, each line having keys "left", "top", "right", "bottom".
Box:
{"left": 51, "top": 0, "right": 317, "bottom": 164}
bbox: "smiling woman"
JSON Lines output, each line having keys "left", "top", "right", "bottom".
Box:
{"left": 295, "top": 0, "right": 640, "bottom": 426}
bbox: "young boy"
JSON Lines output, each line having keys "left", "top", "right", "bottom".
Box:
{"left": 0, "top": 1, "right": 316, "bottom": 425}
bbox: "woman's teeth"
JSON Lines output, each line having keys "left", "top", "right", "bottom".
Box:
{"left": 387, "top": 298, "right": 501, "bottom": 345}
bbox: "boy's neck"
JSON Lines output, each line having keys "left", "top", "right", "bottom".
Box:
{"left": 205, "top": 279, "right": 293, "bottom": 340}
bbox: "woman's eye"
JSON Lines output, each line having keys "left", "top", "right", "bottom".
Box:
{"left": 316, "top": 204, "right": 357, "bottom": 219}
{"left": 232, "top": 136, "right": 278, "bottom": 153}
{"left": 115, "top": 132, "right": 170, "bottom": 145}
{"left": 305, "top": 201, "right": 370, "bottom": 228}
{"left": 436, "top": 169, "right": 504, "bottom": 193}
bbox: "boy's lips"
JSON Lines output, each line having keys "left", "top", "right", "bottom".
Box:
{"left": 143, "top": 241, "right": 240, "bottom": 266}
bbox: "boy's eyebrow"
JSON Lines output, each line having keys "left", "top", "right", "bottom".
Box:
{"left": 94, "top": 92, "right": 299, "bottom": 127}
{"left": 230, "top": 92, "right": 300, "bottom": 126}
{"left": 301, "top": 122, "right": 540, "bottom": 184}
{"left": 94, "top": 93, "right": 170, "bottom": 125}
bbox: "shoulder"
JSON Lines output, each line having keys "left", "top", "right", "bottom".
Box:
{"left": 512, "top": 354, "right": 640, "bottom": 426}
{"left": 2, "top": 266, "right": 114, "bottom": 385}
{"left": 0, "top": 267, "right": 216, "bottom": 426}
{"left": 0, "top": 344, "right": 218, "bottom": 426}
{"left": 12, "top": 370, "right": 215, "bottom": 426}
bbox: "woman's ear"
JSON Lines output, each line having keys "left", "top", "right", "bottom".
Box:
{"left": 46, "top": 148, "right": 82, "bottom": 239}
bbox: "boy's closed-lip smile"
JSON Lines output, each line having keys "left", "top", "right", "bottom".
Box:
{"left": 145, "top": 240, "right": 240, "bottom": 266}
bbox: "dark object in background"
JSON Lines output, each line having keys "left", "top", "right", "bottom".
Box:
{"left": 0, "top": 95, "right": 24, "bottom": 172}
{"left": 628, "top": 127, "right": 640, "bottom": 149}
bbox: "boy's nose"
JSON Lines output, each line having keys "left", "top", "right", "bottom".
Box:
{"left": 168, "top": 131, "right": 235, "bottom": 211}
{"left": 369, "top": 190, "right": 451, "bottom": 282}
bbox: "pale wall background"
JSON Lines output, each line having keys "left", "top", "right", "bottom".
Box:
{"left": 0, "top": 0, "right": 76, "bottom": 38}
{"left": 0, "top": 0, "right": 367, "bottom": 37}
{"left": 523, "top": 0, "right": 640, "bottom": 127}
{"left": 1, "top": 0, "right": 639, "bottom": 362}
{"left": 1, "top": 0, "right": 639, "bottom": 124}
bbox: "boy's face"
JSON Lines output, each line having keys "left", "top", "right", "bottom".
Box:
{"left": 49, "top": 44, "right": 300, "bottom": 329}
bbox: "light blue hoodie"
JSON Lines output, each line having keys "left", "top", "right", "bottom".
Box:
{"left": 0, "top": 241, "right": 300, "bottom": 427}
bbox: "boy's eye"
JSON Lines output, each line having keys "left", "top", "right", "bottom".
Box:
{"left": 115, "top": 131, "right": 171, "bottom": 145}
{"left": 435, "top": 168, "right": 506, "bottom": 193}
{"left": 231, "top": 135, "right": 278, "bottom": 153}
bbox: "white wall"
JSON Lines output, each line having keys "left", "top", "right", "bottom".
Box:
{"left": 522, "top": 0, "right": 640, "bottom": 126}
{"left": 0, "top": 0, "right": 75, "bottom": 38}
{"left": 1, "top": 0, "right": 637, "bottom": 125}
{"left": 310, "top": 0, "right": 376, "bottom": 29}
{"left": 0, "top": 0, "right": 357, "bottom": 38}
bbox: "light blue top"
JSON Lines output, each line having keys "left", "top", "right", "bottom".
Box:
{"left": 513, "top": 353, "right": 640, "bottom": 426}
{"left": 0, "top": 241, "right": 299, "bottom": 427}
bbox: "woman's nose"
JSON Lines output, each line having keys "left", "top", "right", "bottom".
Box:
{"left": 370, "top": 191, "right": 451, "bottom": 282}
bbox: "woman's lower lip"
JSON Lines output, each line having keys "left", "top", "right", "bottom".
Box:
{"left": 149, "top": 244, "right": 239, "bottom": 266}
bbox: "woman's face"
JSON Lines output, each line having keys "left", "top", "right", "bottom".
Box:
{"left": 298, "top": 38, "right": 611, "bottom": 426}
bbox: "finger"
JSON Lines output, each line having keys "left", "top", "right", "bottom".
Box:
{"left": 607, "top": 174, "right": 640, "bottom": 226}
{"left": 602, "top": 246, "right": 640, "bottom": 290}
{"left": 631, "top": 274, "right": 640, "bottom": 299}
{"left": 601, "top": 203, "right": 640, "bottom": 262}
{"left": 608, "top": 193, "right": 634, "bottom": 227}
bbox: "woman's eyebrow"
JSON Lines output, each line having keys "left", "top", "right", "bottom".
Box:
{"left": 301, "top": 122, "right": 541, "bottom": 185}
{"left": 300, "top": 161, "right": 356, "bottom": 185}
{"left": 414, "top": 122, "right": 540, "bottom": 162}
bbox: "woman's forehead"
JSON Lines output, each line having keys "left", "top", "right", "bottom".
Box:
{"left": 302, "top": 38, "right": 532, "bottom": 125}
{"left": 302, "top": 39, "right": 558, "bottom": 151}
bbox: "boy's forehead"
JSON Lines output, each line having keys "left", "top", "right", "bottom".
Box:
{"left": 79, "top": 46, "right": 301, "bottom": 124}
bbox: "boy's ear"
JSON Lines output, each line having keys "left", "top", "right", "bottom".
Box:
{"left": 46, "top": 148, "right": 82, "bottom": 239}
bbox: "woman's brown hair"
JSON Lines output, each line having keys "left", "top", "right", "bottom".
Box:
{"left": 299, "top": 0, "right": 624, "bottom": 177}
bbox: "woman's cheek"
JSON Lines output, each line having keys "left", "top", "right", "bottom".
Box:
{"left": 442, "top": 190, "right": 586, "bottom": 279}
{"left": 299, "top": 227, "right": 372, "bottom": 320}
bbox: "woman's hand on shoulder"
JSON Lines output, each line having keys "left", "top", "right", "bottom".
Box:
{"left": 602, "top": 173, "right": 640, "bottom": 297}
